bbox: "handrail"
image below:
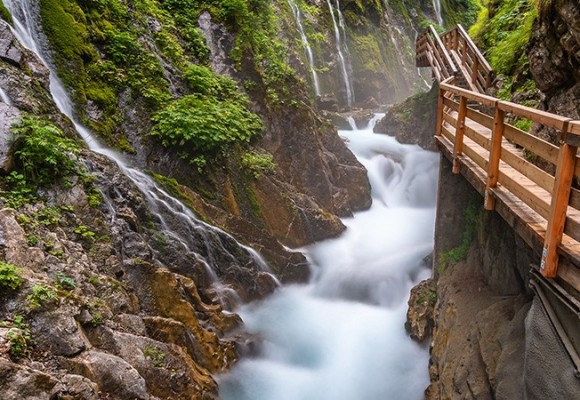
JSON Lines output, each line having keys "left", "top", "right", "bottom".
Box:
{"left": 435, "top": 80, "right": 580, "bottom": 280}
{"left": 418, "top": 24, "right": 493, "bottom": 93}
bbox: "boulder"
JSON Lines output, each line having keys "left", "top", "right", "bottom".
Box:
{"left": 0, "top": 357, "right": 57, "bottom": 399}
{"left": 0, "top": 102, "right": 20, "bottom": 173}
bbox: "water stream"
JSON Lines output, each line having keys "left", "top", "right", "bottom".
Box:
{"left": 326, "top": 0, "right": 354, "bottom": 108}
{"left": 432, "top": 0, "right": 443, "bottom": 26}
{"left": 219, "top": 116, "right": 438, "bottom": 399}
{"left": 0, "top": 87, "right": 11, "bottom": 105}
{"left": 287, "top": 0, "right": 321, "bottom": 97}
{"left": 3, "top": 0, "right": 271, "bottom": 304}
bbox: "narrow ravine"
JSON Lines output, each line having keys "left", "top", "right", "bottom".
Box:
{"left": 219, "top": 116, "right": 438, "bottom": 399}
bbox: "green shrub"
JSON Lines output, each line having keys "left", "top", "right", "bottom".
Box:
{"left": 183, "top": 64, "right": 243, "bottom": 102}
{"left": 27, "top": 285, "right": 57, "bottom": 308}
{"left": 6, "top": 327, "right": 31, "bottom": 359}
{"left": 55, "top": 273, "right": 77, "bottom": 290}
{"left": 144, "top": 346, "right": 166, "bottom": 367}
{"left": 150, "top": 95, "right": 263, "bottom": 167}
{"left": 11, "top": 117, "right": 80, "bottom": 186}
{"left": 0, "top": 262, "right": 24, "bottom": 292}
{"left": 241, "top": 151, "right": 276, "bottom": 178}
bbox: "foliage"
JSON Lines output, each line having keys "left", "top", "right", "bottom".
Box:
{"left": 6, "top": 326, "right": 31, "bottom": 359}
{"left": 144, "top": 345, "right": 166, "bottom": 367}
{"left": 55, "top": 273, "right": 77, "bottom": 290}
{"left": 241, "top": 151, "right": 275, "bottom": 178}
{"left": 10, "top": 117, "right": 80, "bottom": 186}
{"left": 74, "top": 225, "right": 96, "bottom": 241}
{"left": 27, "top": 285, "right": 57, "bottom": 309}
{"left": 438, "top": 202, "right": 480, "bottom": 273}
{"left": 184, "top": 64, "right": 244, "bottom": 102}
{"left": 0, "top": 262, "right": 24, "bottom": 292}
{"left": 0, "top": 2, "right": 12, "bottom": 23}
{"left": 0, "top": 171, "right": 35, "bottom": 209}
{"left": 150, "top": 95, "right": 263, "bottom": 168}
{"left": 469, "top": 0, "right": 537, "bottom": 75}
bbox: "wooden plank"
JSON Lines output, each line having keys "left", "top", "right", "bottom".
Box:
{"left": 466, "top": 107, "right": 494, "bottom": 130}
{"left": 503, "top": 124, "right": 559, "bottom": 166}
{"left": 456, "top": 24, "right": 492, "bottom": 73}
{"left": 440, "top": 83, "right": 497, "bottom": 107}
{"left": 542, "top": 143, "right": 578, "bottom": 278}
{"left": 499, "top": 171, "right": 551, "bottom": 219}
{"left": 430, "top": 26, "right": 458, "bottom": 76}
{"left": 569, "top": 121, "right": 580, "bottom": 135}
{"left": 436, "top": 89, "right": 444, "bottom": 137}
{"left": 453, "top": 96, "right": 468, "bottom": 173}
{"left": 499, "top": 101, "right": 571, "bottom": 131}
{"left": 501, "top": 148, "right": 554, "bottom": 193}
{"left": 485, "top": 108, "right": 505, "bottom": 209}
{"left": 443, "top": 97, "right": 459, "bottom": 111}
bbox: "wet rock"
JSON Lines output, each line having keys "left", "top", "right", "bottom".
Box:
{"left": 0, "top": 102, "right": 20, "bottom": 173}
{"left": 0, "top": 20, "right": 24, "bottom": 66}
{"left": 31, "top": 306, "right": 87, "bottom": 357}
{"left": 0, "top": 357, "right": 58, "bottom": 399}
{"left": 0, "top": 208, "right": 45, "bottom": 269}
{"left": 68, "top": 350, "right": 149, "bottom": 400}
{"left": 406, "top": 278, "right": 436, "bottom": 342}
{"left": 50, "top": 374, "right": 99, "bottom": 400}
{"left": 198, "top": 12, "right": 235, "bottom": 76}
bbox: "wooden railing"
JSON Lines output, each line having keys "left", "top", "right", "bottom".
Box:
{"left": 416, "top": 26, "right": 458, "bottom": 82}
{"left": 440, "top": 25, "right": 493, "bottom": 93}
{"left": 419, "top": 25, "right": 580, "bottom": 288}
{"left": 417, "top": 24, "right": 493, "bottom": 94}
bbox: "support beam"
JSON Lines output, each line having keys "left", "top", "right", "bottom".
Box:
{"left": 484, "top": 107, "right": 504, "bottom": 210}
{"left": 453, "top": 95, "right": 467, "bottom": 174}
{"left": 542, "top": 138, "right": 577, "bottom": 278}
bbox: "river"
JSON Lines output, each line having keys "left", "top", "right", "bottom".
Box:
{"left": 219, "top": 116, "right": 438, "bottom": 399}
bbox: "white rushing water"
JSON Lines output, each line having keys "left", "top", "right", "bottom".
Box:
{"left": 287, "top": 0, "right": 321, "bottom": 97}
{"left": 327, "top": 0, "right": 354, "bottom": 108}
{"left": 432, "top": 0, "right": 443, "bottom": 25}
{"left": 3, "top": 0, "right": 272, "bottom": 303}
{"left": 219, "top": 116, "right": 439, "bottom": 399}
{"left": 0, "top": 87, "right": 11, "bottom": 105}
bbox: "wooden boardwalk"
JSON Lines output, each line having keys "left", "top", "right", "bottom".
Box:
{"left": 417, "top": 25, "right": 580, "bottom": 293}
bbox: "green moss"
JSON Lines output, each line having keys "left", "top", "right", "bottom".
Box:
{"left": 0, "top": 2, "right": 13, "bottom": 23}
{"left": 438, "top": 201, "right": 481, "bottom": 274}
{"left": 440, "top": 0, "right": 483, "bottom": 28}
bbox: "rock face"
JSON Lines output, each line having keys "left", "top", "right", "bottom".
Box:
{"left": 374, "top": 82, "right": 438, "bottom": 150}
{"left": 528, "top": 0, "right": 580, "bottom": 138}
{"left": 426, "top": 156, "right": 580, "bottom": 399}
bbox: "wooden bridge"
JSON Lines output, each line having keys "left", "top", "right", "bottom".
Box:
{"left": 416, "top": 25, "right": 580, "bottom": 293}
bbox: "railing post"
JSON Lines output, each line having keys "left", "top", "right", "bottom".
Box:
{"left": 484, "top": 106, "right": 504, "bottom": 210}
{"left": 453, "top": 28, "right": 458, "bottom": 51}
{"left": 461, "top": 37, "right": 467, "bottom": 65}
{"left": 471, "top": 58, "right": 479, "bottom": 86}
{"left": 435, "top": 87, "right": 445, "bottom": 138}
{"left": 453, "top": 95, "right": 468, "bottom": 174}
{"left": 541, "top": 130, "right": 576, "bottom": 278}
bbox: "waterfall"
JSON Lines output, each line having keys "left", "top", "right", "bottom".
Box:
{"left": 219, "top": 116, "right": 438, "bottom": 399}
{"left": 0, "top": 87, "right": 11, "bottom": 105}
{"left": 2, "top": 0, "right": 273, "bottom": 304}
{"left": 326, "top": 0, "right": 354, "bottom": 108}
{"left": 287, "top": 0, "right": 321, "bottom": 97}
{"left": 432, "top": 0, "right": 443, "bottom": 25}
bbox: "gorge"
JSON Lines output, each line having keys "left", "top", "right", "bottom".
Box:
{"left": 1, "top": 0, "right": 579, "bottom": 399}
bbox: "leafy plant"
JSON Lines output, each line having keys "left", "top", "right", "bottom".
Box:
{"left": 10, "top": 117, "right": 80, "bottom": 186}
{"left": 150, "top": 95, "right": 263, "bottom": 167}
{"left": 74, "top": 225, "right": 96, "bottom": 241}
{"left": 27, "top": 285, "right": 57, "bottom": 308}
{"left": 55, "top": 273, "right": 77, "bottom": 290}
{"left": 0, "top": 262, "right": 24, "bottom": 292}
{"left": 144, "top": 345, "right": 166, "bottom": 367}
{"left": 7, "top": 327, "right": 31, "bottom": 359}
{"left": 241, "top": 151, "right": 276, "bottom": 178}
{"left": 0, "top": 171, "right": 35, "bottom": 208}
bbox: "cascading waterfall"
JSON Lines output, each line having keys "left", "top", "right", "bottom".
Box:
{"left": 432, "top": 0, "right": 443, "bottom": 25}
{"left": 3, "top": 0, "right": 272, "bottom": 304}
{"left": 0, "top": 87, "right": 11, "bottom": 105}
{"left": 326, "top": 0, "right": 354, "bottom": 108}
{"left": 287, "top": 0, "right": 321, "bottom": 97}
{"left": 219, "top": 116, "right": 438, "bottom": 399}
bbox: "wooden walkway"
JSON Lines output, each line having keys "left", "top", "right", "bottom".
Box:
{"left": 416, "top": 25, "right": 580, "bottom": 292}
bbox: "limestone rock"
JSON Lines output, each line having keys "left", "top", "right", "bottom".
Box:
{"left": 406, "top": 278, "right": 436, "bottom": 342}
{"left": 31, "top": 306, "right": 87, "bottom": 357}
{"left": 0, "top": 102, "right": 20, "bottom": 173}
{"left": 50, "top": 374, "right": 99, "bottom": 400}
{"left": 0, "top": 357, "right": 58, "bottom": 399}
{"left": 68, "top": 350, "right": 149, "bottom": 400}
{"left": 0, "top": 208, "right": 45, "bottom": 269}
